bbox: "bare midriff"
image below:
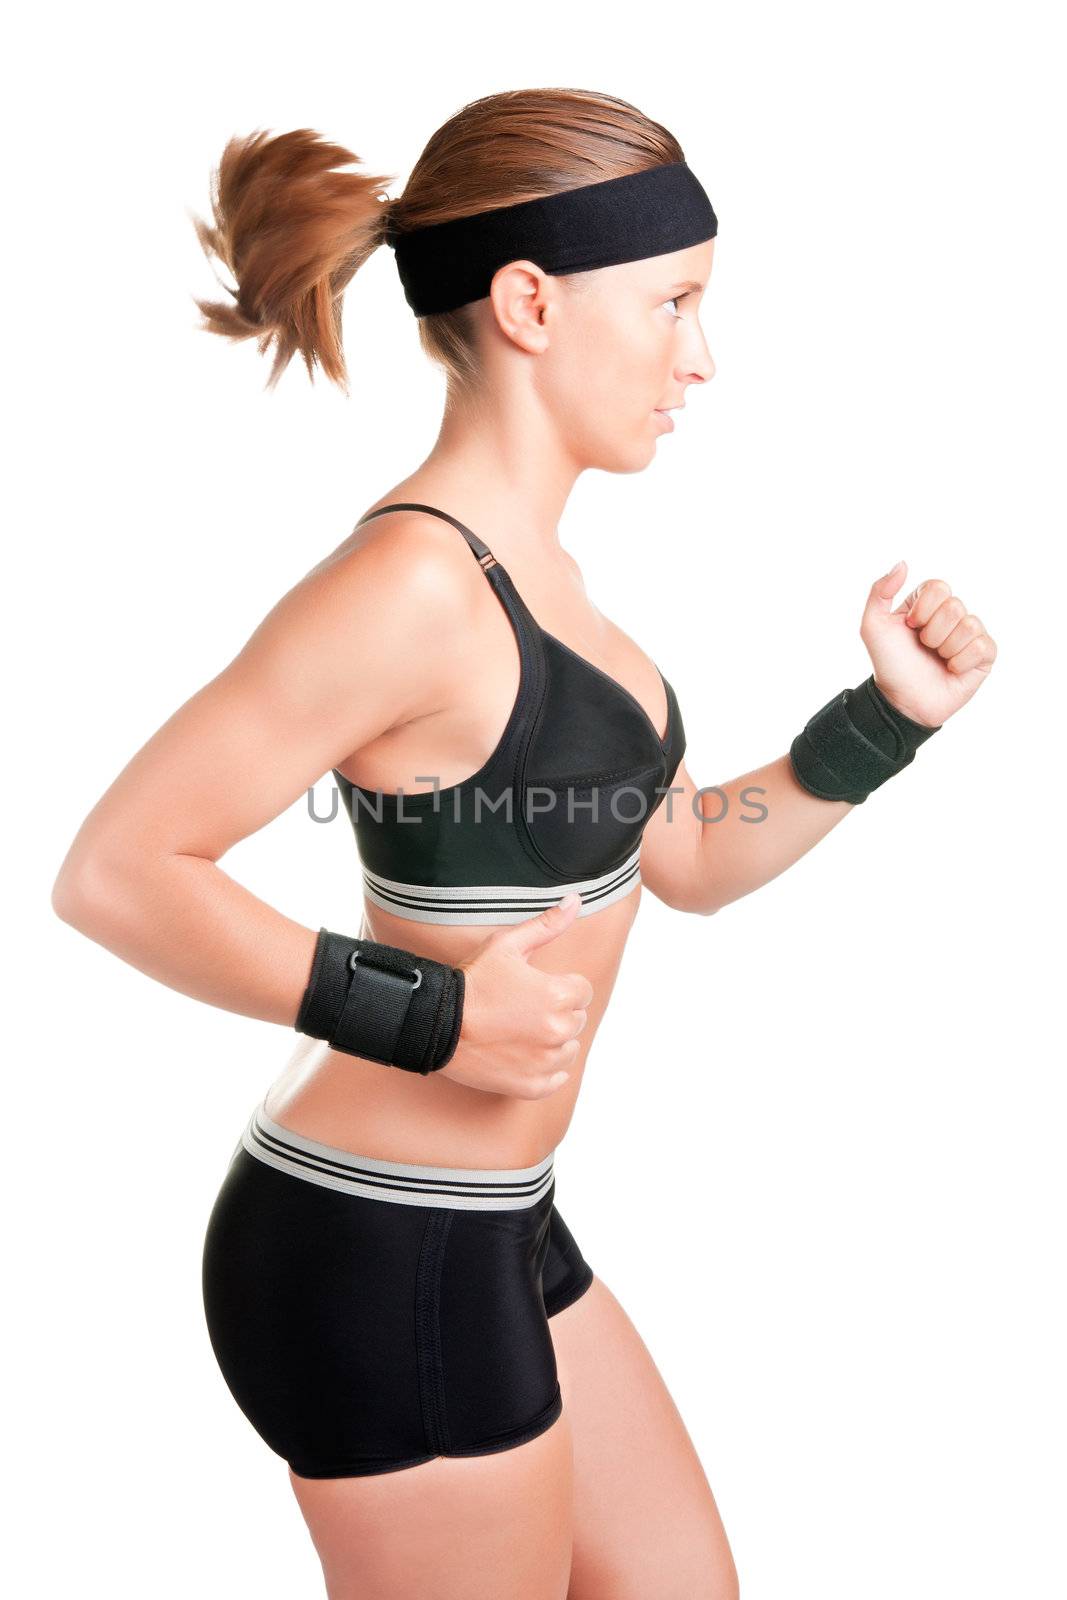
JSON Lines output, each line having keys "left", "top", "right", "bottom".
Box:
{"left": 262, "top": 881, "right": 642, "bottom": 1167}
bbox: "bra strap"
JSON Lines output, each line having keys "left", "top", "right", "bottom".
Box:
{"left": 355, "top": 501, "right": 496, "bottom": 571}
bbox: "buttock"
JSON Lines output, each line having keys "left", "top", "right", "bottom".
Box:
{"left": 200, "top": 1102, "right": 594, "bottom": 1479}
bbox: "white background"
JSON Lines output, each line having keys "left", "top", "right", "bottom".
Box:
{"left": 8, "top": 2, "right": 1064, "bottom": 1596}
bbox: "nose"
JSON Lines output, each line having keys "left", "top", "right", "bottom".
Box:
{"left": 678, "top": 329, "right": 715, "bottom": 387}
{"left": 678, "top": 359, "right": 714, "bottom": 393}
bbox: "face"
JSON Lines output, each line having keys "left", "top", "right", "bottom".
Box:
{"left": 527, "top": 237, "right": 716, "bottom": 473}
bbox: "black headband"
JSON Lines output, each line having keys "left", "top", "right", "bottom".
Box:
{"left": 384, "top": 160, "right": 717, "bottom": 318}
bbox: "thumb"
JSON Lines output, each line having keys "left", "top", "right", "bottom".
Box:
{"left": 493, "top": 891, "right": 583, "bottom": 959}
{"left": 863, "top": 558, "right": 907, "bottom": 625}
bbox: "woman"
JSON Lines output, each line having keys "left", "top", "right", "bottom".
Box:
{"left": 51, "top": 89, "right": 995, "bottom": 1600}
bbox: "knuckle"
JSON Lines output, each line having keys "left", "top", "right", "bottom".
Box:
{"left": 543, "top": 1014, "right": 569, "bottom": 1045}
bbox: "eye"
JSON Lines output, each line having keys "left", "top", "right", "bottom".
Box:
{"left": 662, "top": 295, "right": 684, "bottom": 319}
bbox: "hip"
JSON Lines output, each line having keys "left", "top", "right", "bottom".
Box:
{"left": 201, "top": 1098, "right": 595, "bottom": 1477}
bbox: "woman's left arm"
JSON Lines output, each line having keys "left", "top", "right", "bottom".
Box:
{"left": 640, "top": 561, "right": 997, "bottom": 916}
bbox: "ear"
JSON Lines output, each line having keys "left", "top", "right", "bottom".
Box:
{"left": 486, "top": 259, "right": 553, "bottom": 352}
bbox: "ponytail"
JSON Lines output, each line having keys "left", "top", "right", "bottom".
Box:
{"left": 190, "top": 127, "right": 395, "bottom": 392}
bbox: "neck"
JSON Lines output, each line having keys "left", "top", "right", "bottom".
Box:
{"left": 403, "top": 384, "right": 583, "bottom": 569}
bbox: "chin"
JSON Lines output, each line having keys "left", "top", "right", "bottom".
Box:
{"left": 585, "top": 434, "right": 658, "bottom": 475}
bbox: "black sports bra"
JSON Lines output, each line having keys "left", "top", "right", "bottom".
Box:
{"left": 332, "top": 503, "right": 686, "bottom": 925}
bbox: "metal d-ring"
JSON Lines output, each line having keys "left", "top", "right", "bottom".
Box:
{"left": 349, "top": 948, "right": 422, "bottom": 990}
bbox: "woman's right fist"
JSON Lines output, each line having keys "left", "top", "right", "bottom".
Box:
{"left": 439, "top": 893, "right": 594, "bottom": 1098}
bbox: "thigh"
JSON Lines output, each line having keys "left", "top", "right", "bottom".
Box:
{"left": 549, "top": 1275, "right": 739, "bottom": 1600}
{"left": 288, "top": 1412, "right": 573, "bottom": 1600}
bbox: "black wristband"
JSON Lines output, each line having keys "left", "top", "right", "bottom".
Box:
{"left": 789, "top": 674, "right": 941, "bottom": 804}
{"left": 296, "top": 928, "right": 465, "bottom": 1074}
{"left": 852, "top": 677, "right": 942, "bottom": 759}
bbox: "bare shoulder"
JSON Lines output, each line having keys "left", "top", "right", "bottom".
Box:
{"left": 274, "top": 509, "right": 488, "bottom": 673}
{"left": 225, "top": 506, "right": 487, "bottom": 748}
{"left": 52, "top": 507, "right": 494, "bottom": 877}
{"left": 304, "top": 506, "right": 484, "bottom": 616}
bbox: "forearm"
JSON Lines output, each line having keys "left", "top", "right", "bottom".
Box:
{"left": 693, "top": 670, "right": 942, "bottom": 913}
{"left": 50, "top": 847, "right": 567, "bottom": 1089}
{"left": 695, "top": 752, "right": 852, "bottom": 912}
{"left": 53, "top": 849, "right": 317, "bottom": 1026}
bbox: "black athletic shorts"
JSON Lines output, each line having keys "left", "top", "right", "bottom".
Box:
{"left": 201, "top": 1101, "right": 594, "bottom": 1479}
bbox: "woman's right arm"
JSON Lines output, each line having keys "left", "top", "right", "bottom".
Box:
{"left": 50, "top": 524, "right": 589, "bottom": 1096}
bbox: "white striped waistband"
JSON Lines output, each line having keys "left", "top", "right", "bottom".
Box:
{"left": 360, "top": 846, "right": 641, "bottom": 925}
{"left": 239, "top": 1102, "right": 556, "bottom": 1210}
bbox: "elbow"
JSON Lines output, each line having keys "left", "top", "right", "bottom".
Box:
{"left": 51, "top": 862, "right": 87, "bottom": 929}
{"left": 51, "top": 851, "right": 128, "bottom": 939}
{"left": 641, "top": 871, "right": 721, "bottom": 917}
{"left": 684, "top": 881, "right": 723, "bottom": 916}
{"left": 688, "top": 894, "right": 720, "bottom": 917}
{"left": 661, "top": 887, "right": 721, "bottom": 917}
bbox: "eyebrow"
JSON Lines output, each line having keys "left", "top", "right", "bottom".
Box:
{"left": 667, "top": 279, "right": 704, "bottom": 294}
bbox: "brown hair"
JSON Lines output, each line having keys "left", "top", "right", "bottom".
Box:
{"left": 191, "top": 89, "right": 684, "bottom": 395}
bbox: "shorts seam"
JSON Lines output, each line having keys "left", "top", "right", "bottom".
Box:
{"left": 414, "top": 1208, "right": 454, "bottom": 1455}
{"left": 544, "top": 1262, "right": 595, "bottom": 1318}
{"left": 446, "top": 1382, "right": 563, "bottom": 1458}
{"left": 288, "top": 1451, "right": 438, "bottom": 1479}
